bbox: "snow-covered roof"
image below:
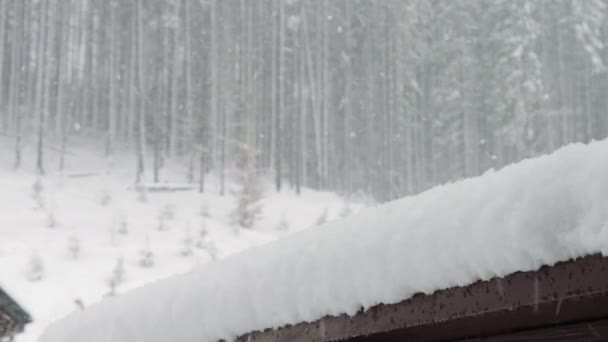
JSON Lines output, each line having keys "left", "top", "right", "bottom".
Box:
{"left": 41, "top": 140, "right": 608, "bottom": 342}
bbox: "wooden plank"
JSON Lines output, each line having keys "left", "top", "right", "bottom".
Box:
{"left": 238, "top": 254, "right": 608, "bottom": 342}
{"left": 0, "top": 287, "right": 31, "bottom": 338}
{"left": 464, "top": 318, "right": 608, "bottom": 341}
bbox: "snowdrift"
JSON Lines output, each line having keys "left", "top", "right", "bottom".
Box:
{"left": 40, "top": 140, "right": 608, "bottom": 342}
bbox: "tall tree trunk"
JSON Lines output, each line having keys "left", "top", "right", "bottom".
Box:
{"left": 0, "top": 0, "right": 6, "bottom": 132}
{"left": 274, "top": 0, "right": 285, "bottom": 192}
{"left": 168, "top": 0, "right": 180, "bottom": 158}
{"left": 301, "top": 2, "right": 322, "bottom": 187}
{"left": 135, "top": 0, "right": 145, "bottom": 183}
{"left": 10, "top": 1, "right": 24, "bottom": 169}
{"left": 35, "top": 0, "right": 49, "bottom": 175}
{"left": 185, "top": 0, "right": 194, "bottom": 183}
{"left": 106, "top": 2, "right": 116, "bottom": 157}
{"left": 56, "top": 0, "right": 70, "bottom": 167}
{"left": 322, "top": 0, "right": 330, "bottom": 188}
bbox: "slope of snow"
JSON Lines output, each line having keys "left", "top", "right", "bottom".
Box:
{"left": 40, "top": 139, "right": 608, "bottom": 342}
{"left": 0, "top": 138, "right": 359, "bottom": 342}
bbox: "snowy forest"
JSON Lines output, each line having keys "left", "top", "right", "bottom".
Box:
{"left": 1, "top": 0, "right": 608, "bottom": 201}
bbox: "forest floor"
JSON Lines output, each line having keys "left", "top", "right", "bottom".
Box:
{"left": 0, "top": 137, "right": 364, "bottom": 342}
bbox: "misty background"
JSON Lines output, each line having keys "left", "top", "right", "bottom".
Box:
{"left": 1, "top": 0, "right": 607, "bottom": 201}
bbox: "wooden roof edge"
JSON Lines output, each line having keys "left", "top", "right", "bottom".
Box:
{"left": 237, "top": 253, "right": 608, "bottom": 342}
{"left": 0, "top": 287, "right": 32, "bottom": 324}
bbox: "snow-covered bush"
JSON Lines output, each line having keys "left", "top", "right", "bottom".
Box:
{"left": 139, "top": 239, "right": 155, "bottom": 268}
{"left": 26, "top": 254, "right": 45, "bottom": 282}
{"left": 199, "top": 204, "right": 210, "bottom": 218}
{"left": 193, "top": 223, "right": 217, "bottom": 260}
{"left": 155, "top": 204, "right": 176, "bottom": 231}
{"left": 197, "top": 238, "right": 218, "bottom": 261}
{"left": 230, "top": 145, "right": 263, "bottom": 229}
{"left": 68, "top": 236, "right": 81, "bottom": 260}
{"left": 32, "top": 179, "right": 45, "bottom": 210}
{"left": 180, "top": 230, "right": 194, "bottom": 257}
{"left": 230, "top": 177, "right": 262, "bottom": 229}
{"left": 46, "top": 211, "right": 57, "bottom": 229}
{"left": 339, "top": 205, "right": 352, "bottom": 218}
{"left": 156, "top": 213, "right": 169, "bottom": 231}
{"left": 74, "top": 299, "right": 85, "bottom": 311}
{"left": 276, "top": 215, "right": 289, "bottom": 231}
{"left": 195, "top": 222, "right": 208, "bottom": 249}
{"left": 161, "top": 204, "right": 176, "bottom": 220}
{"left": 107, "top": 258, "right": 125, "bottom": 296}
{"left": 99, "top": 188, "right": 112, "bottom": 207}
{"left": 117, "top": 216, "right": 129, "bottom": 235}
{"left": 316, "top": 208, "right": 329, "bottom": 226}
{"left": 135, "top": 185, "right": 148, "bottom": 203}
{"left": 139, "top": 250, "right": 154, "bottom": 268}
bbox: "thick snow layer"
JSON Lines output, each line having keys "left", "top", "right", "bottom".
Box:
{"left": 41, "top": 140, "right": 608, "bottom": 342}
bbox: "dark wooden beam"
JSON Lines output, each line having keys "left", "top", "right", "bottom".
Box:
{"left": 0, "top": 287, "right": 31, "bottom": 338}
{"left": 238, "top": 254, "right": 608, "bottom": 342}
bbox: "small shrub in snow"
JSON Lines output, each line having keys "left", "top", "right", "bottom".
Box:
{"left": 180, "top": 230, "right": 194, "bottom": 257}
{"left": 99, "top": 188, "right": 112, "bottom": 207}
{"left": 46, "top": 211, "right": 57, "bottom": 229}
{"left": 74, "top": 299, "right": 85, "bottom": 310}
{"left": 206, "top": 240, "right": 219, "bottom": 260}
{"left": 107, "top": 222, "right": 118, "bottom": 246}
{"left": 200, "top": 219, "right": 208, "bottom": 236}
{"left": 135, "top": 185, "right": 148, "bottom": 203}
{"left": 107, "top": 258, "right": 126, "bottom": 296}
{"left": 230, "top": 150, "right": 263, "bottom": 229}
{"left": 155, "top": 205, "right": 175, "bottom": 231}
{"left": 200, "top": 204, "right": 210, "bottom": 218}
{"left": 68, "top": 236, "right": 81, "bottom": 259}
{"left": 197, "top": 238, "right": 218, "bottom": 261}
{"left": 276, "top": 215, "right": 289, "bottom": 231}
{"left": 194, "top": 224, "right": 218, "bottom": 260}
{"left": 26, "top": 254, "right": 45, "bottom": 282}
{"left": 139, "top": 239, "right": 155, "bottom": 268}
{"left": 117, "top": 216, "right": 129, "bottom": 235}
{"left": 139, "top": 250, "right": 155, "bottom": 268}
{"left": 315, "top": 208, "right": 329, "bottom": 226}
{"left": 231, "top": 193, "right": 262, "bottom": 229}
{"left": 339, "top": 205, "right": 353, "bottom": 218}
{"left": 195, "top": 224, "right": 208, "bottom": 249}
{"left": 161, "top": 204, "right": 176, "bottom": 220}
{"left": 31, "top": 179, "right": 45, "bottom": 210}
{"left": 156, "top": 214, "right": 170, "bottom": 231}
{"left": 32, "top": 179, "right": 43, "bottom": 195}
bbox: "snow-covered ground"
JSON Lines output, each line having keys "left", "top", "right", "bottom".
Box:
{"left": 40, "top": 139, "right": 608, "bottom": 342}
{"left": 0, "top": 138, "right": 363, "bottom": 342}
